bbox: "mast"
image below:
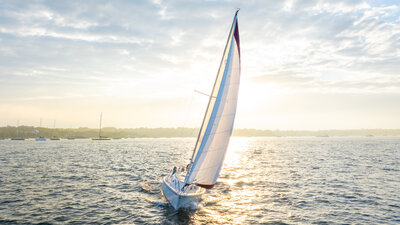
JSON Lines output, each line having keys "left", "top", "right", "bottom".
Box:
{"left": 185, "top": 10, "right": 240, "bottom": 185}
{"left": 99, "top": 113, "right": 102, "bottom": 139}
{"left": 52, "top": 120, "right": 56, "bottom": 137}
{"left": 38, "top": 118, "right": 42, "bottom": 138}
{"left": 16, "top": 120, "right": 19, "bottom": 137}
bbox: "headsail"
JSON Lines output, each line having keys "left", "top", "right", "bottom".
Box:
{"left": 185, "top": 10, "right": 241, "bottom": 188}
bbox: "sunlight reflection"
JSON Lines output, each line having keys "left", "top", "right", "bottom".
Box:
{"left": 191, "top": 137, "right": 253, "bottom": 224}
{"left": 222, "top": 137, "right": 252, "bottom": 187}
{"left": 224, "top": 137, "right": 251, "bottom": 166}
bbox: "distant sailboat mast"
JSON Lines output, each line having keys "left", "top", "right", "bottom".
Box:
{"left": 99, "top": 112, "right": 102, "bottom": 139}
{"left": 36, "top": 118, "right": 46, "bottom": 141}
{"left": 16, "top": 120, "right": 19, "bottom": 137}
{"left": 52, "top": 120, "right": 56, "bottom": 137}
{"left": 50, "top": 120, "right": 60, "bottom": 140}
{"left": 12, "top": 120, "right": 25, "bottom": 140}
{"left": 93, "top": 113, "right": 110, "bottom": 140}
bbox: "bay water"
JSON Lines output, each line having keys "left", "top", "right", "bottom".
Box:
{"left": 0, "top": 137, "right": 399, "bottom": 224}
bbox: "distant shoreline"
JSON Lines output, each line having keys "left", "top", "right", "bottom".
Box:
{"left": 0, "top": 126, "right": 399, "bottom": 139}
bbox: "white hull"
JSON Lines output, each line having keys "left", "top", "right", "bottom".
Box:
{"left": 161, "top": 171, "right": 205, "bottom": 210}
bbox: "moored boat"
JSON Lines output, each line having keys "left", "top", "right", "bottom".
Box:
{"left": 36, "top": 136, "right": 46, "bottom": 141}
{"left": 92, "top": 113, "right": 111, "bottom": 141}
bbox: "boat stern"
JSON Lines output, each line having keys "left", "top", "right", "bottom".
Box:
{"left": 161, "top": 176, "right": 180, "bottom": 209}
{"left": 161, "top": 173, "right": 205, "bottom": 210}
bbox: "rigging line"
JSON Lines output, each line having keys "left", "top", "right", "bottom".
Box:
{"left": 194, "top": 90, "right": 216, "bottom": 98}
{"left": 177, "top": 89, "right": 195, "bottom": 138}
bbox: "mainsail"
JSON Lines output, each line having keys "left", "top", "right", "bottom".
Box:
{"left": 185, "top": 10, "right": 241, "bottom": 188}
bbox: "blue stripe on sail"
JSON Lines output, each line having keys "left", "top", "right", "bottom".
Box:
{"left": 187, "top": 19, "right": 237, "bottom": 184}
{"left": 211, "top": 39, "right": 238, "bottom": 183}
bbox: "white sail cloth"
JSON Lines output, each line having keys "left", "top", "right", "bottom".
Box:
{"left": 185, "top": 15, "right": 241, "bottom": 187}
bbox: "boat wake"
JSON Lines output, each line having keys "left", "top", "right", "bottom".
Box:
{"left": 202, "top": 194, "right": 231, "bottom": 207}
{"left": 140, "top": 182, "right": 157, "bottom": 193}
{"left": 142, "top": 191, "right": 202, "bottom": 210}
{"left": 184, "top": 203, "right": 201, "bottom": 210}
{"left": 141, "top": 194, "right": 170, "bottom": 207}
{"left": 140, "top": 182, "right": 172, "bottom": 207}
{"left": 153, "top": 201, "right": 169, "bottom": 207}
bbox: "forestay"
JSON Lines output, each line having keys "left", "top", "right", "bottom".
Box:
{"left": 185, "top": 11, "right": 241, "bottom": 188}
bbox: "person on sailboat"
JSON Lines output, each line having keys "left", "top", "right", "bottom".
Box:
{"left": 172, "top": 166, "right": 177, "bottom": 175}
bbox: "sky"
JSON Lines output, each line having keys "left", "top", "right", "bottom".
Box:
{"left": 0, "top": 0, "right": 399, "bottom": 130}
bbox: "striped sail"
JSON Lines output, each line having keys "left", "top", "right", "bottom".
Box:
{"left": 185, "top": 11, "right": 241, "bottom": 188}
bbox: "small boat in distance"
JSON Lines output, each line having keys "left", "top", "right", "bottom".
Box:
{"left": 36, "top": 118, "right": 46, "bottom": 141}
{"left": 50, "top": 120, "right": 60, "bottom": 140}
{"left": 11, "top": 137, "right": 24, "bottom": 141}
{"left": 92, "top": 113, "right": 111, "bottom": 140}
{"left": 66, "top": 127, "right": 75, "bottom": 140}
{"left": 12, "top": 120, "right": 25, "bottom": 141}
{"left": 162, "top": 10, "right": 241, "bottom": 210}
{"left": 316, "top": 135, "right": 329, "bottom": 138}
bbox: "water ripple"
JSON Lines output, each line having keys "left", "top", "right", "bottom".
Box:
{"left": 0, "top": 137, "right": 399, "bottom": 224}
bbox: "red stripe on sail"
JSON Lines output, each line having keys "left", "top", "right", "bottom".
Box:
{"left": 197, "top": 183, "right": 215, "bottom": 189}
{"left": 234, "top": 20, "right": 240, "bottom": 58}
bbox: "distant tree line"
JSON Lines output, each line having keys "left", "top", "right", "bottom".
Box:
{"left": 232, "top": 129, "right": 400, "bottom": 137}
{"left": 0, "top": 126, "right": 199, "bottom": 139}
{"left": 0, "top": 126, "right": 399, "bottom": 139}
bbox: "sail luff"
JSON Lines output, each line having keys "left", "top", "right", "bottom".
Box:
{"left": 185, "top": 11, "right": 240, "bottom": 186}
{"left": 185, "top": 12, "right": 239, "bottom": 182}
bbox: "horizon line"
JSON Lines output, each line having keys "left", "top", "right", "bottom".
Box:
{"left": 1, "top": 126, "right": 400, "bottom": 131}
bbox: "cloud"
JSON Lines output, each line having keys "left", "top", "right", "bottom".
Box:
{"left": 242, "top": 0, "right": 399, "bottom": 94}
{"left": 252, "top": 70, "right": 400, "bottom": 94}
{"left": 0, "top": 0, "right": 399, "bottom": 128}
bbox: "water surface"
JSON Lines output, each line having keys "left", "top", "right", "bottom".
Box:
{"left": 0, "top": 137, "right": 399, "bottom": 224}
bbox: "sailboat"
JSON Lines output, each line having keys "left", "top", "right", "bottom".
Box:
{"left": 11, "top": 120, "right": 25, "bottom": 140}
{"left": 92, "top": 113, "right": 111, "bottom": 140}
{"left": 50, "top": 120, "right": 60, "bottom": 140}
{"left": 36, "top": 136, "right": 46, "bottom": 141}
{"left": 36, "top": 118, "right": 46, "bottom": 141}
{"left": 161, "top": 10, "right": 241, "bottom": 210}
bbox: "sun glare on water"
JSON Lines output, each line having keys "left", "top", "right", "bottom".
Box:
{"left": 224, "top": 137, "right": 251, "bottom": 166}
{"left": 221, "top": 137, "right": 253, "bottom": 188}
{"left": 196, "top": 137, "right": 261, "bottom": 224}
